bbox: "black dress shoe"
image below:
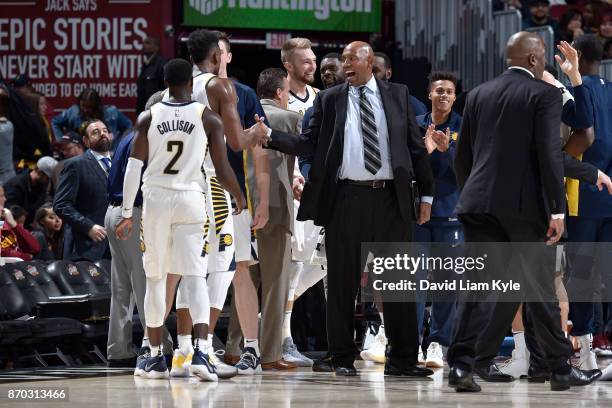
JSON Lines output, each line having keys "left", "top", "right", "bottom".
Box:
{"left": 527, "top": 367, "right": 551, "bottom": 383}
{"left": 474, "top": 363, "right": 515, "bottom": 382}
{"left": 448, "top": 366, "right": 481, "bottom": 392}
{"left": 384, "top": 362, "right": 433, "bottom": 377}
{"left": 312, "top": 356, "right": 334, "bottom": 372}
{"left": 335, "top": 365, "right": 357, "bottom": 376}
{"left": 550, "top": 367, "right": 602, "bottom": 391}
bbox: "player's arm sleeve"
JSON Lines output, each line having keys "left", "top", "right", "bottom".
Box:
{"left": 121, "top": 158, "right": 144, "bottom": 218}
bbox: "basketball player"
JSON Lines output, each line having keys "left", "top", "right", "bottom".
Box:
{"left": 280, "top": 38, "right": 321, "bottom": 366}
{"left": 116, "top": 59, "right": 246, "bottom": 381}
{"left": 163, "top": 29, "right": 270, "bottom": 377}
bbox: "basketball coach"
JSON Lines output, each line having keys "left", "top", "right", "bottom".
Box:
{"left": 259, "top": 41, "right": 435, "bottom": 377}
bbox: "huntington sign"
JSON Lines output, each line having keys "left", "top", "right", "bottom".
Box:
{"left": 184, "top": 0, "right": 381, "bottom": 32}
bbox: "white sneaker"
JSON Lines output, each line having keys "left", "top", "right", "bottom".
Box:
{"left": 499, "top": 347, "right": 529, "bottom": 378}
{"left": 425, "top": 342, "right": 444, "bottom": 368}
{"left": 210, "top": 350, "right": 238, "bottom": 379}
{"left": 418, "top": 347, "right": 426, "bottom": 365}
{"left": 282, "top": 337, "right": 313, "bottom": 367}
{"left": 170, "top": 349, "right": 193, "bottom": 377}
{"left": 360, "top": 326, "right": 387, "bottom": 364}
{"left": 578, "top": 334, "right": 599, "bottom": 371}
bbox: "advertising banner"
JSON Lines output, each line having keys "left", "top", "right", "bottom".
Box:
{"left": 0, "top": 0, "right": 174, "bottom": 118}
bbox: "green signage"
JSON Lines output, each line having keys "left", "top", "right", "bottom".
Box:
{"left": 183, "top": 0, "right": 381, "bottom": 32}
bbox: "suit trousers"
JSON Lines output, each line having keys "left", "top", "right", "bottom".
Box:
{"left": 447, "top": 214, "right": 573, "bottom": 373}
{"left": 325, "top": 182, "right": 418, "bottom": 367}
{"left": 225, "top": 203, "right": 292, "bottom": 363}
{"left": 105, "top": 205, "right": 172, "bottom": 359}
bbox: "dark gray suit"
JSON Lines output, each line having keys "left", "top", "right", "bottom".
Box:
{"left": 54, "top": 150, "right": 110, "bottom": 261}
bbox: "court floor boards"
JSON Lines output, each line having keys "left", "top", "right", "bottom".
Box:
{"left": 1, "top": 362, "right": 611, "bottom": 407}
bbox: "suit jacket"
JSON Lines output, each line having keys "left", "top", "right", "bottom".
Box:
{"left": 454, "top": 69, "right": 566, "bottom": 226}
{"left": 267, "top": 79, "right": 434, "bottom": 227}
{"left": 255, "top": 99, "right": 299, "bottom": 231}
{"left": 53, "top": 150, "right": 110, "bottom": 260}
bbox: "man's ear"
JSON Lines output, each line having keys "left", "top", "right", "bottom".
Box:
{"left": 528, "top": 53, "right": 537, "bottom": 69}
{"left": 227, "top": 52, "right": 233, "bottom": 64}
{"left": 276, "top": 87, "right": 283, "bottom": 100}
{"left": 386, "top": 68, "right": 392, "bottom": 80}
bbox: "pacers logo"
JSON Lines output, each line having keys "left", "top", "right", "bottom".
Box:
{"left": 189, "top": 0, "right": 222, "bottom": 16}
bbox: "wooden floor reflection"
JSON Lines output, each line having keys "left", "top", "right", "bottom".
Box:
{"left": 2, "top": 361, "right": 612, "bottom": 407}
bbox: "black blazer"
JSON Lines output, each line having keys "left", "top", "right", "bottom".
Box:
{"left": 268, "top": 79, "right": 434, "bottom": 227}
{"left": 53, "top": 150, "right": 109, "bottom": 261}
{"left": 454, "top": 69, "right": 566, "bottom": 226}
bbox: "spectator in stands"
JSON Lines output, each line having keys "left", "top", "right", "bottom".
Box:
{"left": 582, "top": 2, "right": 601, "bottom": 34}
{"left": 599, "top": 14, "right": 612, "bottom": 45}
{"left": 54, "top": 120, "right": 111, "bottom": 261}
{"left": 32, "top": 204, "right": 63, "bottom": 261}
{"left": 605, "top": 38, "right": 612, "bottom": 59}
{"left": 51, "top": 88, "right": 132, "bottom": 145}
{"left": 136, "top": 36, "right": 166, "bottom": 115}
{"left": 0, "top": 84, "right": 15, "bottom": 185}
{"left": 9, "top": 205, "right": 27, "bottom": 226}
{"left": 0, "top": 184, "right": 40, "bottom": 260}
{"left": 3, "top": 156, "right": 57, "bottom": 227}
{"left": 557, "top": 9, "right": 585, "bottom": 43}
{"left": 522, "top": 0, "right": 560, "bottom": 31}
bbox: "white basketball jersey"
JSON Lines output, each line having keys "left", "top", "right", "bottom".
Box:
{"left": 143, "top": 101, "right": 207, "bottom": 192}
{"left": 161, "top": 70, "right": 218, "bottom": 177}
{"left": 287, "top": 84, "right": 318, "bottom": 116}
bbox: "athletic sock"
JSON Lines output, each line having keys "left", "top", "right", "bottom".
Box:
{"left": 282, "top": 311, "right": 292, "bottom": 340}
{"left": 244, "top": 339, "right": 260, "bottom": 356}
{"left": 178, "top": 334, "right": 193, "bottom": 355}
{"left": 141, "top": 337, "right": 150, "bottom": 348}
{"left": 150, "top": 345, "right": 161, "bottom": 357}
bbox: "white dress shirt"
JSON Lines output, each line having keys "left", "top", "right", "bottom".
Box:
{"left": 338, "top": 75, "right": 433, "bottom": 205}
{"left": 507, "top": 66, "right": 564, "bottom": 220}
{"left": 90, "top": 150, "right": 112, "bottom": 175}
{"left": 339, "top": 75, "right": 392, "bottom": 181}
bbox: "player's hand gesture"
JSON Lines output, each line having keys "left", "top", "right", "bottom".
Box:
{"left": 555, "top": 41, "right": 581, "bottom": 86}
{"left": 251, "top": 114, "right": 271, "bottom": 146}
{"left": 432, "top": 128, "right": 451, "bottom": 152}
{"left": 424, "top": 124, "right": 437, "bottom": 154}
{"left": 115, "top": 218, "right": 133, "bottom": 240}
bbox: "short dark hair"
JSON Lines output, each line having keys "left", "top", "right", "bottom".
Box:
{"left": 573, "top": 34, "right": 604, "bottom": 63}
{"left": 374, "top": 52, "right": 392, "bottom": 69}
{"left": 429, "top": 71, "right": 459, "bottom": 89}
{"left": 187, "top": 29, "right": 220, "bottom": 64}
{"left": 257, "top": 68, "right": 287, "bottom": 100}
{"left": 9, "top": 205, "right": 27, "bottom": 221}
{"left": 322, "top": 52, "right": 341, "bottom": 61}
{"left": 215, "top": 31, "right": 231, "bottom": 53}
{"left": 35, "top": 204, "right": 53, "bottom": 226}
{"left": 164, "top": 59, "right": 193, "bottom": 86}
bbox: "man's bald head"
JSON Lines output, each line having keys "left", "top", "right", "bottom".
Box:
{"left": 506, "top": 32, "right": 547, "bottom": 79}
{"left": 341, "top": 41, "right": 374, "bottom": 86}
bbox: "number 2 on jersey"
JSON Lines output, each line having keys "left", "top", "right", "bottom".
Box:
{"left": 163, "top": 141, "right": 184, "bottom": 174}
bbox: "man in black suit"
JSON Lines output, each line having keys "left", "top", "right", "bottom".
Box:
{"left": 447, "top": 32, "right": 600, "bottom": 392}
{"left": 259, "top": 41, "right": 435, "bottom": 377}
{"left": 54, "top": 120, "right": 112, "bottom": 261}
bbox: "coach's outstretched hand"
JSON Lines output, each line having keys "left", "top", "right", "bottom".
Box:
{"left": 252, "top": 114, "right": 272, "bottom": 146}
{"left": 116, "top": 217, "right": 134, "bottom": 240}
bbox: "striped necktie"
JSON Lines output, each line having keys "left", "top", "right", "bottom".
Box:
{"left": 100, "top": 157, "right": 111, "bottom": 174}
{"left": 359, "top": 86, "right": 382, "bottom": 175}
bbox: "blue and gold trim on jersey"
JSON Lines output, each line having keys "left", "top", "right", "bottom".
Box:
{"left": 210, "top": 176, "right": 230, "bottom": 236}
